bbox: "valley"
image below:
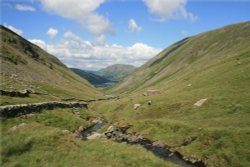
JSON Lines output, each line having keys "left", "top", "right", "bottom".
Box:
{"left": 1, "top": 21, "right": 250, "bottom": 167}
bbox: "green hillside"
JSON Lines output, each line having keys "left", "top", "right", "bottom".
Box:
{"left": 92, "top": 21, "right": 250, "bottom": 166}
{"left": 70, "top": 68, "right": 114, "bottom": 87}
{"left": 1, "top": 26, "right": 173, "bottom": 167}
{"left": 97, "top": 64, "right": 136, "bottom": 82}
{"left": 0, "top": 25, "right": 103, "bottom": 105}
{"left": 110, "top": 21, "right": 250, "bottom": 94}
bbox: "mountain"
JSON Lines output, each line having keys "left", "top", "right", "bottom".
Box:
{"left": 70, "top": 68, "right": 115, "bottom": 87}
{"left": 110, "top": 21, "right": 250, "bottom": 94}
{"left": 97, "top": 64, "right": 136, "bottom": 82}
{"left": 0, "top": 25, "right": 103, "bottom": 105}
{"left": 92, "top": 21, "right": 250, "bottom": 166}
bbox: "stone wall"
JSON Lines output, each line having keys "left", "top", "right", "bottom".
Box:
{"left": 0, "top": 89, "right": 30, "bottom": 97}
{"left": 0, "top": 101, "right": 88, "bottom": 118}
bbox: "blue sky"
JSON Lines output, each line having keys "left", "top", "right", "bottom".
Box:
{"left": 1, "top": 0, "right": 250, "bottom": 70}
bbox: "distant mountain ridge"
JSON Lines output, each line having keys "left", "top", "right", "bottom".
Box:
{"left": 71, "top": 64, "right": 136, "bottom": 87}
{"left": 96, "top": 64, "right": 136, "bottom": 82}
{"left": 70, "top": 68, "right": 115, "bottom": 87}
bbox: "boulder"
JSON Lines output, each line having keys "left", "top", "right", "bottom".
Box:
{"left": 144, "top": 89, "right": 160, "bottom": 96}
{"left": 194, "top": 98, "right": 207, "bottom": 107}
{"left": 152, "top": 141, "right": 165, "bottom": 148}
{"left": 78, "top": 126, "right": 84, "bottom": 132}
{"left": 106, "top": 125, "right": 117, "bottom": 133}
{"left": 134, "top": 104, "right": 141, "bottom": 110}
{"left": 87, "top": 132, "right": 104, "bottom": 140}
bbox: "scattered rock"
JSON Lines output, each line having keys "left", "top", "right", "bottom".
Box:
{"left": 143, "top": 89, "right": 160, "bottom": 96}
{"left": 92, "top": 119, "right": 100, "bottom": 124}
{"left": 62, "top": 129, "right": 70, "bottom": 134}
{"left": 8, "top": 123, "right": 26, "bottom": 132}
{"left": 26, "top": 113, "right": 35, "bottom": 118}
{"left": 152, "top": 141, "right": 165, "bottom": 148}
{"left": 194, "top": 98, "right": 207, "bottom": 107}
{"left": 8, "top": 126, "right": 17, "bottom": 132}
{"left": 87, "top": 132, "right": 105, "bottom": 140}
{"left": 106, "top": 125, "right": 117, "bottom": 133}
{"left": 169, "top": 153, "right": 174, "bottom": 157}
{"left": 134, "top": 104, "right": 141, "bottom": 110}
{"left": 73, "top": 131, "right": 80, "bottom": 138}
{"left": 62, "top": 97, "right": 76, "bottom": 101}
{"left": 18, "top": 123, "right": 26, "bottom": 128}
{"left": 78, "top": 126, "right": 84, "bottom": 132}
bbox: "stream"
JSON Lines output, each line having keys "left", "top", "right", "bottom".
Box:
{"left": 80, "top": 120, "right": 205, "bottom": 167}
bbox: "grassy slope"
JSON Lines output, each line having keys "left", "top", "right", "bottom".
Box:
{"left": 92, "top": 21, "right": 250, "bottom": 166}
{"left": 0, "top": 26, "right": 177, "bottom": 167}
{"left": 1, "top": 108, "right": 176, "bottom": 167}
{"left": 0, "top": 25, "right": 103, "bottom": 105}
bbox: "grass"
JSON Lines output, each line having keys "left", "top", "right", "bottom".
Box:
{"left": 0, "top": 25, "right": 103, "bottom": 105}
{"left": 0, "top": 108, "right": 177, "bottom": 167}
{"left": 89, "top": 22, "right": 250, "bottom": 167}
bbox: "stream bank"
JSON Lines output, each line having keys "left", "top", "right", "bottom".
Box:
{"left": 80, "top": 121, "right": 206, "bottom": 167}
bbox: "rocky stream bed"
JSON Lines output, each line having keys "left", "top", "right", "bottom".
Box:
{"left": 80, "top": 120, "right": 206, "bottom": 167}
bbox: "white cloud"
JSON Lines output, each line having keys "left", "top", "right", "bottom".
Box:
{"left": 40, "top": 0, "right": 112, "bottom": 35}
{"left": 4, "top": 24, "right": 23, "bottom": 36}
{"left": 128, "top": 19, "right": 142, "bottom": 32}
{"left": 15, "top": 4, "right": 35, "bottom": 12}
{"left": 47, "top": 28, "right": 58, "bottom": 38}
{"left": 144, "top": 0, "right": 197, "bottom": 22}
{"left": 29, "top": 32, "right": 162, "bottom": 70}
{"left": 92, "top": 34, "right": 107, "bottom": 46}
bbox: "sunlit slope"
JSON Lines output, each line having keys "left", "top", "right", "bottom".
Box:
{"left": 94, "top": 21, "right": 250, "bottom": 166}
{"left": 0, "top": 25, "right": 103, "bottom": 104}
{"left": 110, "top": 21, "right": 250, "bottom": 94}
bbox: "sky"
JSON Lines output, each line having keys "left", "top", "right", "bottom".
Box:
{"left": 1, "top": 0, "right": 250, "bottom": 71}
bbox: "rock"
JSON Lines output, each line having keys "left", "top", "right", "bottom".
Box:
{"left": 187, "top": 83, "right": 192, "bottom": 87}
{"left": 8, "top": 126, "right": 17, "bottom": 132}
{"left": 106, "top": 125, "right": 117, "bottom": 133}
{"left": 92, "top": 119, "right": 100, "bottom": 124}
{"left": 73, "top": 131, "right": 80, "bottom": 138}
{"left": 8, "top": 123, "right": 26, "bottom": 132}
{"left": 194, "top": 98, "right": 207, "bottom": 107}
{"left": 105, "top": 132, "right": 113, "bottom": 138}
{"left": 78, "top": 126, "right": 84, "bottom": 132}
{"left": 87, "top": 132, "right": 103, "bottom": 140}
{"left": 147, "top": 100, "right": 152, "bottom": 105}
{"left": 62, "top": 129, "right": 70, "bottom": 134}
{"left": 134, "top": 104, "right": 141, "bottom": 110}
{"left": 18, "top": 123, "right": 26, "bottom": 128}
{"left": 127, "top": 136, "right": 139, "bottom": 142}
{"left": 145, "top": 89, "right": 160, "bottom": 96}
{"left": 169, "top": 153, "right": 174, "bottom": 157}
{"left": 62, "top": 97, "right": 76, "bottom": 101}
{"left": 26, "top": 113, "right": 35, "bottom": 118}
{"left": 152, "top": 141, "right": 165, "bottom": 148}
